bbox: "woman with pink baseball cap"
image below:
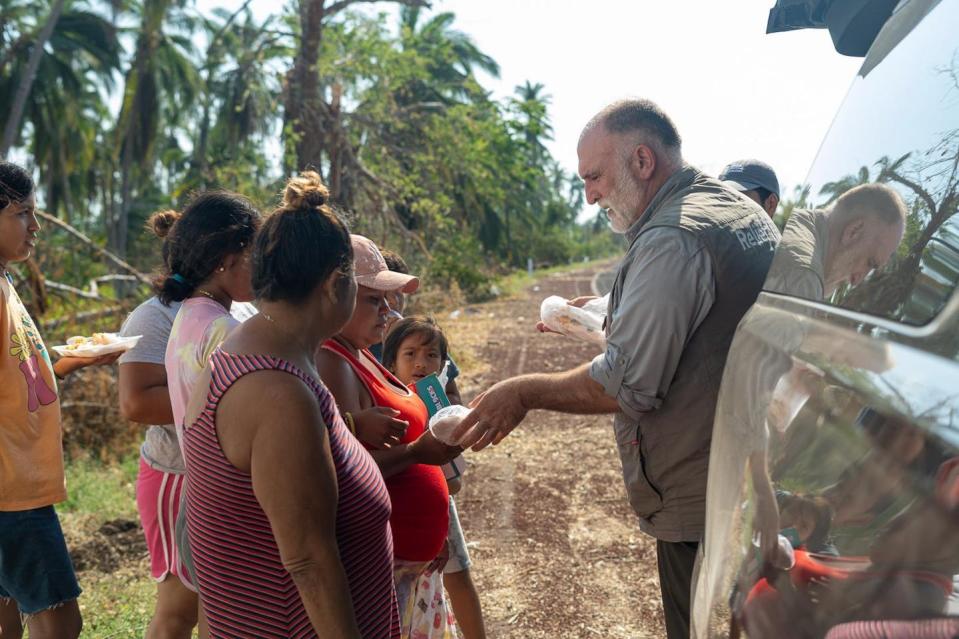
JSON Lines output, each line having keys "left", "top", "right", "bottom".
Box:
{"left": 317, "top": 235, "right": 462, "bottom": 639}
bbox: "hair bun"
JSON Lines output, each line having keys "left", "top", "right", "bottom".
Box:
{"left": 148, "top": 209, "right": 181, "bottom": 238}
{"left": 283, "top": 171, "right": 330, "bottom": 210}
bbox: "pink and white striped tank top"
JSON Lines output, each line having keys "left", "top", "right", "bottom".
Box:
{"left": 182, "top": 349, "right": 400, "bottom": 638}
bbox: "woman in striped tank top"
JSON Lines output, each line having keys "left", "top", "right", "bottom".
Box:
{"left": 180, "top": 172, "right": 399, "bottom": 638}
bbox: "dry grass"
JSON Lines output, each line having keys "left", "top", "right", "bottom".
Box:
{"left": 58, "top": 366, "right": 141, "bottom": 463}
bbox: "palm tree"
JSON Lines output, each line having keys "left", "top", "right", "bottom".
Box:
{"left": 0, "top": 0, "right": 32, "bottom": 70}
{"left": 110, "top": 0, "right": 198, "bottom": 259}
{"left": 502, "top": 82, "right": 556, "bottom": 262}
{"left": 819, "top": 165, "right": 872, "bottom": 204}
{"left": 20, "top": 4, "right": 120, "bottom": 224}
{"left": 190, "top": 6, "right": 288, "bottom": 190}
{"left": 0, "top": 0, "right": 41, "bottom": 85}
{"left": 775, "top": 183, "right": 812, "bottom": 230}
{"left": 0, "top": 1, "right": 120, "bottom": 224}
{"left": 397, "top": 6, "right": 499, "bottom": 104}
{"left": 0, "top": 0, "right": 67, "bottom": 157}
{"left": 284, "top": 0, "right": 429, "bottom": 172}
{"left": 509, "top": 81, "right": 552, "bottom": 165}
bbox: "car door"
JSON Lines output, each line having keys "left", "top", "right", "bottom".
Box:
{"left": 693, "top": 1, "right": 959, "bottom": 636}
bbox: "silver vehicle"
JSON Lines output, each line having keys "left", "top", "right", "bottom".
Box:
{"left": 694, "top": 1, "right": 959, "bottom": 637}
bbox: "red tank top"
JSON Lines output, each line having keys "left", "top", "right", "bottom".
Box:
{"left": 323, "top": 339, "right": 449, "bottom": 561}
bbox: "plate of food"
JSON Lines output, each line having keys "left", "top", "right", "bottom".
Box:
{"left": 51, "top": 332, "right": 141, "bottom": 358}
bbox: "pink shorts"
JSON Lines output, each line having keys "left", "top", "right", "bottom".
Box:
{"left": 135, "top": 458, "right": 187, "bottom": 584}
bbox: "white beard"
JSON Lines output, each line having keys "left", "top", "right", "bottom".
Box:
{"left": 601, "top": 162, "right": 644, "bottom": 235}
{"left": 605, "top": 207, "right": 632, "bottom": 234}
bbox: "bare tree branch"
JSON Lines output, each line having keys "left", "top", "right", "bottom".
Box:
{"left": 41, "top": 305, "right": 125, "bottom": 331}
{"left": 45, "top": 280, "right": 105, "bottom": 301}
{"left": 207, "top": 0, "right": 255, "bottom": 54}
{"left": 356, "top": 161, "right": 433, "bottom": 258}
{"left": 192, "top": 0, "right": 258, "bottom": 185}
{"left": 35, "top": 210, "right": 151, "bottom": 284}
{"left": 879, "top": 170, "right": 938, "bottom": 217}
{"left": 316, "top": 98, "right": 433, "bottom": 257}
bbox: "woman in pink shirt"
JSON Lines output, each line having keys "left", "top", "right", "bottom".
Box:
{"left": 134, "top": 192, "right": 261, "bottom": 639}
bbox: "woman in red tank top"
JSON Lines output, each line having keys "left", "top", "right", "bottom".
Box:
{"left": 317, "top": 235, "right": 461, "bottom": 639}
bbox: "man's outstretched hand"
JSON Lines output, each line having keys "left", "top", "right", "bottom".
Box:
{"left": 567, "top": 295, "right": 600, "bottom": 308}
{"left": 452, "top": 379, "right": 529, "bottom": 451}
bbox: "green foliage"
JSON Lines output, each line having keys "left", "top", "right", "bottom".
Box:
{"left": 58, "top": 452, "right": 158, "bottom": 638}
{"left": 427, "top": 232, "right": 495, "bottom": 299}
{"left": 60, "top": 452, "right": 138, "bottom": 521}
{"left": 2, "top": 1, "right": 613, "bottom": 307}
{"left": 315, "top": 10, "right": 606, "bottom": 294}
{"left": 775, "top": 183, "right": 811, "bottom": 230}
{"left": 77, "top": 572, "right": 156, "bottom": 639}
{"left": 0, "top": 1, "right": 121, "bottom": 226}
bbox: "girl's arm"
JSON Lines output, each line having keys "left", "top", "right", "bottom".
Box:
{"left": 53, "top": 352, "right": 121, "bottom": 379}
{"left": 118, "top": 362, "right": 174, "bottom": 424}
{"left": 445, "top": 378, "right": 463, "bottom": 405}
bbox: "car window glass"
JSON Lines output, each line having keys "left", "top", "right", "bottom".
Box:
{"left": 697, "top": 5, "right": 959, "bottom": 638}
{"left": 765, "top": 0, "right": 959, "bottom": 327}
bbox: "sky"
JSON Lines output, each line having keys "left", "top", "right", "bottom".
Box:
{"left": 196, "top": 0, "right": 865, "bottom": 215}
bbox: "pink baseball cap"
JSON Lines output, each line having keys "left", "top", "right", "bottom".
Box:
{"left": 351, "top": 235, "right": 419, "bottom": 293}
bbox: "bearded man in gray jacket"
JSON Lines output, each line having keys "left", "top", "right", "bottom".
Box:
{"left": 455, "top": 98, "right": 780, "bottom": 638}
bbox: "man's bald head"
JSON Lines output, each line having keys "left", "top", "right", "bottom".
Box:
{"left": 577, "top": 99, "right": 685, "bottom": 233}
{"left": 580, "top": 98, "right": 684, "bottom": 170}
{"left": 831, "top": 182, "right": 907, "bottom": 228}
{"left": 824, "top": 183, "right": 908, "bottom": 293}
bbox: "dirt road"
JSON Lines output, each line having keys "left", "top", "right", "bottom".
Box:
{"left": 447, "top": 263, "right": 666, "bottom": 639}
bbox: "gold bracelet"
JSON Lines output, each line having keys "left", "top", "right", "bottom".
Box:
{"left": 344, "top": 412, "right": 356, "bottom": 436}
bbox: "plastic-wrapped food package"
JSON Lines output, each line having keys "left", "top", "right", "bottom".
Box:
{"left": 583, "top": 294, "right": 609, "bottom": 316}
{"left": 774, "top": 534, "right": 796, "bottom": 570}
{"left": 429, "top": 404, "right": 472, "bottom": 445}
{"left": 539, "top": 295, "right": 606, "bottom": 345}
{"left": 750, "top": 533, "right": 796, "bottom": 571}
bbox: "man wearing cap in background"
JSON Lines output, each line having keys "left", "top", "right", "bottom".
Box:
{"left": 719, "top": 159, "right": 781, "bottom": 217}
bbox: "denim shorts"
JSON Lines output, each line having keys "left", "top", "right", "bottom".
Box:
{"left": 0, "top": 506, "right": 81, "bottom": 615}
{"left": 444, "top": 497, "right": 472, "bottom": 574}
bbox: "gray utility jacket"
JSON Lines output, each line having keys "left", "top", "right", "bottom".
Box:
{"left": 590, "top": 166, "right": 780, "bottom": 542}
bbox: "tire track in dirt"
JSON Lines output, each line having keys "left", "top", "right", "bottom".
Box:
{"left": 449, "top": 264, "right": 665, "bottom": 639}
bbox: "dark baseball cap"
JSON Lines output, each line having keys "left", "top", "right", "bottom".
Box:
{"left": 719, "top": 159, "right": 780, "bottom": 198}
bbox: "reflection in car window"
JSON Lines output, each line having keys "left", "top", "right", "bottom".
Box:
{"left": 899, "top": 234, "right": 959, "bottom": 324}
{"left": 738, "top": 401, "right": 959, "bottom": 639}
{"left": 695, "top": 3, "right": 959, "bottom": 638}
{"left": 765, "top": 0, "right": 959, "bottom": 327}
